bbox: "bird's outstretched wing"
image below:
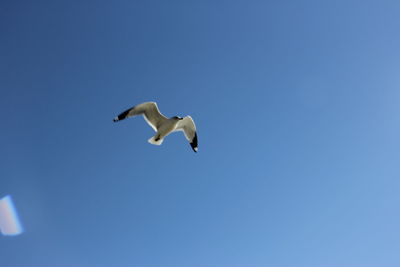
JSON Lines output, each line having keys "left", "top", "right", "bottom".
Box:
{"left": 174, "top": 116, "right": 198, "bottom": 152}
{"left": 113, "top": 102, "right": 168, "bottom": 131}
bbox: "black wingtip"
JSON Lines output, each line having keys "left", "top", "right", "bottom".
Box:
{"left": 190, "top": 133, "right": 198, "bottom": 153}
{"left": 113, "top": 109, "right": 131, "bottom": 123}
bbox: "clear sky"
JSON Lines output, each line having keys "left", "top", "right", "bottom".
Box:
{"left": 1, "top": 0, "right": 400, "bottom": 266}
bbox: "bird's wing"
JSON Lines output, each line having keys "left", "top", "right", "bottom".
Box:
{"left": 174, "top": 116, "right": 198, "bottom": 152}
{"left": 113, "top": 102, "right": 168, "bottom": 131}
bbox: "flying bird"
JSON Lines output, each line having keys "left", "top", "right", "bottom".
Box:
{"left": 113, "top": 102, "right": 198, "bottom": 152}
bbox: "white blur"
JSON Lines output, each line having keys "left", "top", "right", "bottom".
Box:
{"left": 0, "top": 195, "right": 24, "bottom": 236}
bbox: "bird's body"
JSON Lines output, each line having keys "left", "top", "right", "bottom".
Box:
{"left": 113, "top": 102, "right": 198, "bottom": 152}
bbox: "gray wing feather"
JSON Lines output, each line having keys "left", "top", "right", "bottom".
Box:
{"left": 175, "top": 116, "right": 198, "bottom": 152}
{"left": 113, "top": 102, "right": 168, "bottom": 131}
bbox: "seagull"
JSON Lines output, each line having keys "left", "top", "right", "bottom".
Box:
{"left": 113, "top": 102, "right": 198, "bottom": 152}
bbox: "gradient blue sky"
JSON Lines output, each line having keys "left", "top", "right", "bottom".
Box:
{"left": 1, "top": 1, "right": 400, "bottom": 266}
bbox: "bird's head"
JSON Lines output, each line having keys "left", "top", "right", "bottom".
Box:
{"left": 172, "top": 116, "right": 183, "bottom": 120}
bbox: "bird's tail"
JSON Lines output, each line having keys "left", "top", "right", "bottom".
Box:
{"left": 148, "top": 136, "right": 163, "bottom": 145}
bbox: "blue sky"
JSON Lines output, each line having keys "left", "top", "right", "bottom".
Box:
{"left": 1, "top": 0, "right": 400, "bottom": 266}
